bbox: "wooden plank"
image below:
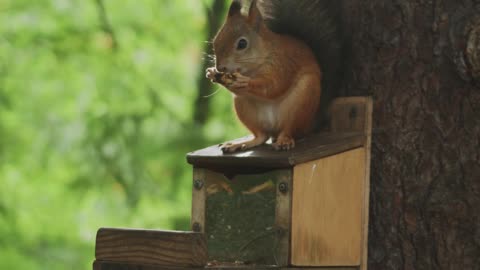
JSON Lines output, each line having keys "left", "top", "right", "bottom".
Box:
{"left": 291, "top": 148, "right": 366, "bottom": 266}
{"left": 329, "top": 97, "right": 369, "bottom": 133}
{"left": 330, "top": 96, "right": 373, "bottom": 269}
{"left": 92, "top": 260, "right": 101, "bottom": 270}
{"left": 94, "top": 260, "right": 198, "bottom": 270}
{"left": 191, "top": 168, "right": 207, "bottom": 233}
{"left": 95, "top": 228, "right": 207, "bottom": 267}
{"left": 360, "top": 98, "right": 373, "bottom": 270}
{"left": 186, "top": 132, "right": 364, "bottom": 169}
{"left": 93, "top": 260, "right": 358, "bottom": 270}
{"left": 287, "top": 268, "right": 357, "bottom": 270}
{"left": 274, "top": 170, "right": 292, "bottom": 266}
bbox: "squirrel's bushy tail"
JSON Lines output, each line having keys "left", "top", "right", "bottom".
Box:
{"left": 258, "top": 0, "right": 345, "bottom": 130}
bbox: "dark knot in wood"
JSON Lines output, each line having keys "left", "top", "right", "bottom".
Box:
{"left": 192, "top": 222, "right": 202, "bottom": 232}
{"left": 194, "top": 179, "right": 204, "bottom": 190}
{"left": 349, "top": 107, "right": 358, "bottom": 120}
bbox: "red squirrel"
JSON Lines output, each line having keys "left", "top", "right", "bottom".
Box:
{"left": 206, "top": 0, "right": 340, "bottom": 153}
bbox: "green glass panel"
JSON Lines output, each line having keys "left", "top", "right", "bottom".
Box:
{"left": 205, "top": 171, "right": 280, "bottom": 265}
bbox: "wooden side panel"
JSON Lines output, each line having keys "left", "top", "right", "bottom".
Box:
{"left": 360, "top": 98, "right": 373, "bottom": 270}
{"left": 291, "top": 148, "right": 366, "bottom": 266}
{"left": 95, "top": 228, "right": 207, "bottom": 267}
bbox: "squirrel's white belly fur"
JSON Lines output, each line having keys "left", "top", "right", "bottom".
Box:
{"left": 258, "top": 102, "right": 277, "bottom": 133}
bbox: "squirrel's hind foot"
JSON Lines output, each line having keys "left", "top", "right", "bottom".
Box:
{"left": 272, "top": 135, "right": 295, "bottom": 151}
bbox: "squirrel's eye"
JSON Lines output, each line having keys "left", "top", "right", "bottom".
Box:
{"left": 237, "top": 38, "right": 248, "bottom": 50}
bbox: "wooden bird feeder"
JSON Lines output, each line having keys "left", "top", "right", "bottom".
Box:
{"left": 93, "top": 96, "right": 373, "bottom": 270}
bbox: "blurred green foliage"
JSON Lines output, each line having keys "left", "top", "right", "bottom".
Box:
{"left": 0, "top": 0, "right": 244, "bottom": 269}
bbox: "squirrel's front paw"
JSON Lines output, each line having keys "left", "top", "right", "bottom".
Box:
{"left": 229, "top": 73, "right": 251, "bottom": 91}
{"left": 206, "top": 68, "right": 237, "bottom": 86}
{"left": 206, "top": 67, "right": 218, "bottom": 81}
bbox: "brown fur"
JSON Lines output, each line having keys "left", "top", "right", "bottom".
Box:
{"left": 208, "top": 0, "right": 321, "bottom": 152}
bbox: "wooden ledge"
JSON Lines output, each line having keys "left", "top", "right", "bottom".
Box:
{"left": 95, "top": 228, "right": 207, "bottom": 268}
{"left": 186, "top": 132, "right": 365, "bottom": 170}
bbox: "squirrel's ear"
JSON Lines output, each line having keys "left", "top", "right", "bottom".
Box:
{"left": 247, "top": 0, "right": 263, "bottom": 30}
{"left": 228, "top": 0, "right": 242, "bottom": 17}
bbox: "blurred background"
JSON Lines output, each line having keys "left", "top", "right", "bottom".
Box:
{"left": 0, "top": 1, "right": 244, "bottom": 269}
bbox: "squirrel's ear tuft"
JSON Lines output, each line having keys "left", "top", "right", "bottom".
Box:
{"left": 228, "top": 0, "right": 242, "bottom": 17}
{"left": 247, "top": 0, "right": 263, "bottom": 31}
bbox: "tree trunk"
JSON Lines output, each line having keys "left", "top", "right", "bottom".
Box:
{"left": 342, "top": 1, "right": 480, "bottom": 269}
{"left": 193, "top": 0, "right": 227, "bottom": 125}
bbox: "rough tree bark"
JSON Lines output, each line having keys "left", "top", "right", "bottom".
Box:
{"left": 342, "top": 1, "right": 480, "bottom": 269}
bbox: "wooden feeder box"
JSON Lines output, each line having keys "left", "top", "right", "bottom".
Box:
{"left": 93, "top": 97, "right": 373, "bottom": 270}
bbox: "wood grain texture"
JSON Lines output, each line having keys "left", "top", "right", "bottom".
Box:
{"left": 329, "top": 97, "right": 369, "bottom": 133}
{"left": 191, "top": 168, "right": 207, "bottom": 233}
{"left": 187, "top": 132, "right": 364, "bottom": 169}
{"left": 291, "top": 148, "right": 366, "bottom": 266}
{"left": 360, "top": 98, "right": 373, "bottom": 270}
{"left": 95, "top": 228, "right": 207, "bottom": 267}
{"left": 274, "top": 170, "right": 293, "bottom": 266}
